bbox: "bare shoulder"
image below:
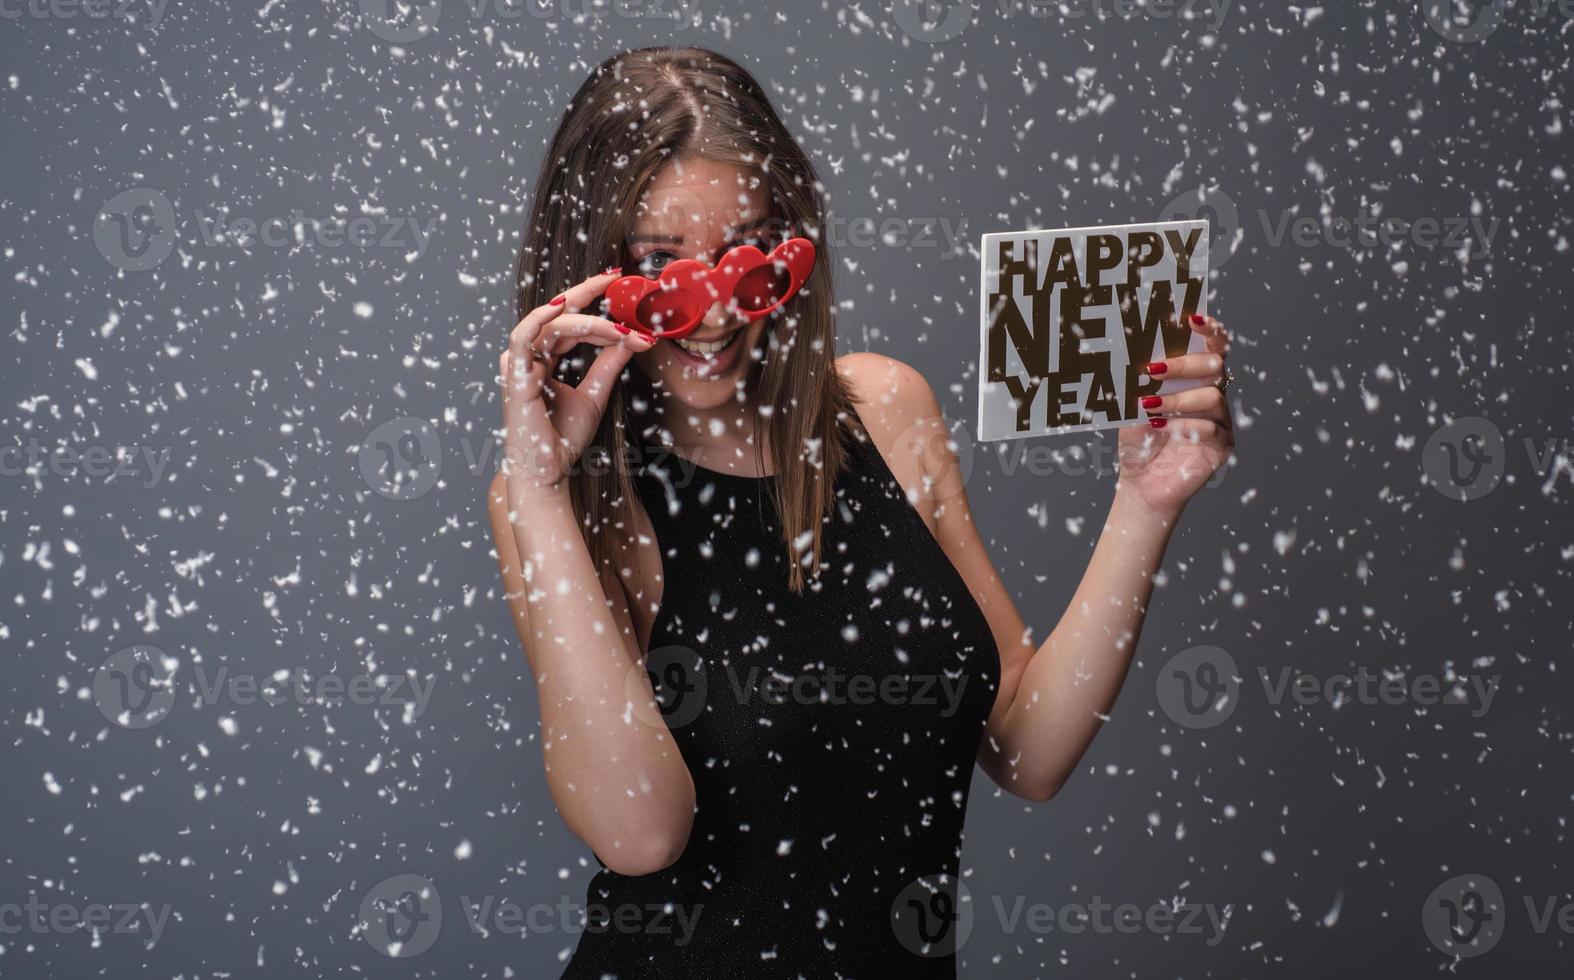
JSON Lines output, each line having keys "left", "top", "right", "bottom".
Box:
{"left": 835, "top": 352, "right": 942, "bottom": 445}
{"left": 836, "top": 353, "right": 955, "bottom": 519}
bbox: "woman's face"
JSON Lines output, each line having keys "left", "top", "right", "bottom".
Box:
{"left": 623, "top": 155, "right": 782, "bottom": 412}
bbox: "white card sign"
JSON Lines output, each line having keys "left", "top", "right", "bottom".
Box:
{"left": 977, "top": 219, "right": 1210, "bottom": 441}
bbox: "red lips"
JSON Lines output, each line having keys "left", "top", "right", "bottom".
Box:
{"left": 605, "top": 238, "right": 816, "bottom": 340}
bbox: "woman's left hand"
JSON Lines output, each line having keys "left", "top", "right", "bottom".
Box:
{"left": 1115, "top": 313, "right": 1234, "bottom": 520}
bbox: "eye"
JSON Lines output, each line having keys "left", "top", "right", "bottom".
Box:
{"left": 629, "top": 250, "right": 679, "bottom": 280}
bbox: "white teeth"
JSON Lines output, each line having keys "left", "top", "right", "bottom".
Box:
{"left": 675, "top": 334, "right": 735, "bottom": 356}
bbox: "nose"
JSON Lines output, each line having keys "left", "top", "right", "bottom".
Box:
{"left": 700, "top": 298, "right": 733, "bottom": 331}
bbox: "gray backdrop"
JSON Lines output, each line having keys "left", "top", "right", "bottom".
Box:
{"left": 2, "top": 0, "right": 1570, "bottom": 976}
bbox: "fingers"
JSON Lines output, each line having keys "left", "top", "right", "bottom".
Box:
{"left": 1140, "top": 384, "right": 1230, "bottom": 428}
{"left": 1146, "top": 348, "right": 1225, "bottom": 381}
{"left": 501, "top": 311, "right": 652, "bottom": 424}
{"left": 577, "top": 343, "right": 642, "bottom": 416}
{"left": 501, "top": 345, "right": 549, "bottom": 410}
{"left": 507, "top": 271, "right": 623, "bottom": 358}
{"left": 536, "top": 314, "right": 632, "bottom": 357}
{"left": 1181, "top": 312, "right": 1231, "bottom": 356}
{"left": 553, "top": 269, "right": 624, "bottom": 314}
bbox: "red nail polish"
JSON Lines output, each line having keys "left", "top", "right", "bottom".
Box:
{"left": 548, "top": 295, "right": 565, "bottom": 306}
{"left": 1190, "top": 314, "right": 1207, "bottom": 326}
{"left": 604, "top": 266, "right": 621, "bottom": 275}
{"left": 614, "top": 322, "right": 631, "bottom": 335}
{"left": 1141, "top": 395, "right": 1163, "bottom": 410}
{"left": 1150, "top": 418, "right": 1167, "bottom": 429}
{"left": 1146, "top": 361, "right": 1168, "bottom": 376}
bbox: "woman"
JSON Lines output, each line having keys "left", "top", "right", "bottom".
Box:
{"left": 488, "top": 46, "right": 1233, "bottom": 978}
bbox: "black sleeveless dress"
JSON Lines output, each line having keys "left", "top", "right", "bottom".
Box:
{"left": 562, "top": 412, "right": 1001, "bottom": 979}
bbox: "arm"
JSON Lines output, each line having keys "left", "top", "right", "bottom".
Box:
{"left": 840, "top": 321, "right": 1232, "bottom": 801}
{"left": 489, "top": 273, "right": 693, "bottom": 874}
{"left": 487, "top": 475, "right": 693, "bottom": 874}
{"left": 976, "top": 489, "right": 1174, "bottom": 800}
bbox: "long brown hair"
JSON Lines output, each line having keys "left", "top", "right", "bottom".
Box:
{"left": 514, "top": 46, "right": 857, "bottom": 592}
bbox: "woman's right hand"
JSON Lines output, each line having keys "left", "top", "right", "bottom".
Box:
{"left": 500, "top": 270, "right": 654, "bottom": 494}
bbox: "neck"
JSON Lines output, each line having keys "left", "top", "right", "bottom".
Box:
{"left": 653, "top": 388, "right": 772, "bottom": 476}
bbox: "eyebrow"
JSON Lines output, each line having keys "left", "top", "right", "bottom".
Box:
{"left": 625, "top": 232, "right": 685, "bottom": 246}
{"left": 625, "top": 217, "right": 780, "bottom": 248}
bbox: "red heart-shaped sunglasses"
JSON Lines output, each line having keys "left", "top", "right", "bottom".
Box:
{"left": 604, "top": 238, "right": 816, "bottom": 340}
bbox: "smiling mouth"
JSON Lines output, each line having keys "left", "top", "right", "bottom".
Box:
{"left": 673, "top": 333, "right": 740, "bottom": 357}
